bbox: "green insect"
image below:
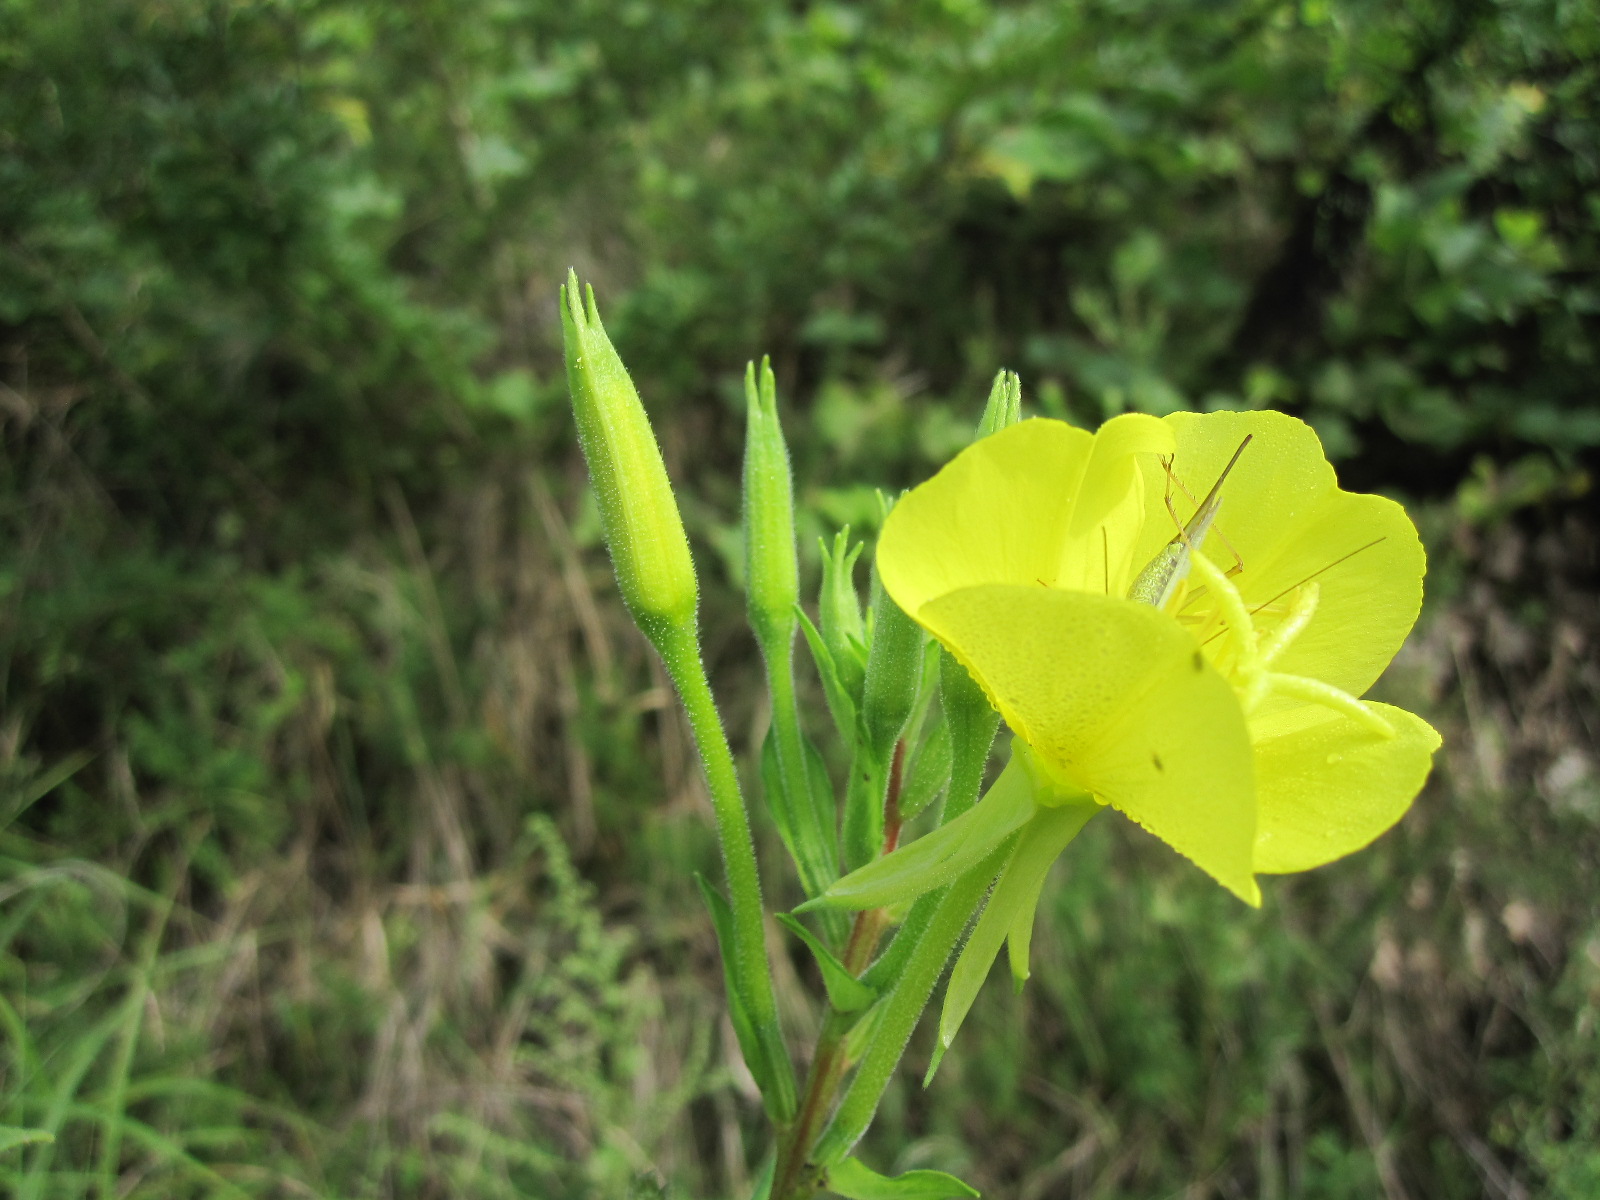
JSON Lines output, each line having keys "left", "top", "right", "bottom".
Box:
{"left": 1127, "top": 435, "right": 1252, "bottom": 611}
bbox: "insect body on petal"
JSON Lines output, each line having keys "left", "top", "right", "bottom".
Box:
{"left": 1128, "top": 435, "right": 1252, "bottom": 611}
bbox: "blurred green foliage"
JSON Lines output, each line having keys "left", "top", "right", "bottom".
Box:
{"left": 2, "top": 0, "right": 1597, "bottom": 1197}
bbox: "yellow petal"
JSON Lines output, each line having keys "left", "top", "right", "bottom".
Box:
{"left": 1243, "top": 491, "right": 1425, "bottom": 698}
{"left": 879, "top": 416, "right": 1173, "bottom": 615}
{"left": 1143, "top": 410, "right": 1425, "bottom": 697}
{"left": 1056, "top": 413, "right": 1176, "bottom": 593}
{"left": 1250, "top": 702, "right": 1441, "bottom": 874}
{"left": 919, "top": 585, "right": 1261, "bottom": 904}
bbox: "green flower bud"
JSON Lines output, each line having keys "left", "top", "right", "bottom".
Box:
{"left": 741, "top": 357, "right": 799, "bottom": 651}
{"left": 977, "top": 368, "right": 1022, "bottom": 439}
{"left": 560, "top": 271, "right": 698, "bottom": 644}
{"left": 818, "top": 528, "right": 867, "bottom": 699}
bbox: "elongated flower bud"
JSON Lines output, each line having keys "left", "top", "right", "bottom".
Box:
{"left": 560, "top": 270, "right": 698, "bottom": 644}
{"left": 977, "top": 368, "right": 1022, "bottom": 439}
{"left": 741, "top": 357, "right": 799, "bottom": 651}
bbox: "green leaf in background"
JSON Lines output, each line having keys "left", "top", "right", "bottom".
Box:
{"left": 826, "top": 1156, "right": 978, "bottom": 1199}
{"left": 0, "top": 1126, "right": 55, "bottom": 1156}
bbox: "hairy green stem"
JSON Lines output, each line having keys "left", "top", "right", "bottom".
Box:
{"left": 655, "top": 620, "right": 797, "bottom": 1121}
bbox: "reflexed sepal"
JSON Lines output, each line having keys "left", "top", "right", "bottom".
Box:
{"left": 931, "top": 800, "right": 1098, "bottom": 1082}
{"left": 805, "top": 750, "right": 1040, "bottom": 912}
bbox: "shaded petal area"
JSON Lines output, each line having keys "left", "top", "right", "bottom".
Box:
{"left": 919, "top": 585, "right": 1260, "bottom": 903}
{"left": 1250, "top": 702, "right": 1441, "bottom": 874}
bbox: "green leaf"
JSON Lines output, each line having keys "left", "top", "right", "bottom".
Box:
{"left": 798, "top": 607, "right": 859, "bottom": 745}
{"left": 827, "top": 1157, "right": 978, "bottom": 1199}
{"left": 775, "top": 913, "right": 877, "bottom": 1013}
{"left": 899, "top": 719, "right": 951, "bottom": 821}
{"left": 842, "top": 997, "right": 887, "bottom": 1066}
{"left": 0, "top": 1125, "right": 55, "bottom": 1156}
{"left": 693, "top": 875, "right": 782, "bottom": 1117}
{"left": 758, "top": 729, "right": 801, "bottom": 854}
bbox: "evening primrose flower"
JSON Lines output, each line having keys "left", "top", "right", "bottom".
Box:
{"left": 815, "top": 409, "right": 1440, "bottom": 1050}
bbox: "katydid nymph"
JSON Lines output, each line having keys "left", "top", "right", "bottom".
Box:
{"left": 1128, "top": 435, "right": 1252, "bottom": 611}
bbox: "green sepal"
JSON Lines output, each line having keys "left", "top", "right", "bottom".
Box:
{"left": 798, "top": 607, "right": 860, "bottom": 746}
{"left": 933, "top": 801, "right": 1098, "bottom": 1081}
{"left": 776, "top": 913, "right": 877, "bottom": 1013}
{"left": 693, "top": 874, "right": 787, "bottom": 1122}
{"left": 827, "top": 1157, "right": 979, "bottom": 1199}
{"left": 809, "top": 755, "right": 1037, "bottom": 911}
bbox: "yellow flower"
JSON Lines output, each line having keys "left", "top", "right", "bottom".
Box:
{"left": 875, "top": 409, "right": 1440, "bottom": 907}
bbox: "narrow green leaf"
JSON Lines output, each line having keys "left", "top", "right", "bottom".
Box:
{"left": 899, "top": 719, "right": 951, "bottom": 821}
{"left": 1, "top": 749, "right": 95, "bottom": 830}
{"left": 749, "top": 1151, "right": 776, "bottom": 1200}
{"left": 0, "top": 1126, "right": 54, "bottom": 1156}
{"left": 758, "top": 730, "right": 801, "bottom": 855}
{"left": 798, "top": 607, "right": 859, "bottom": 744}
{"left": 776, "top": 913, "right": 877, "bottom": 1012}
{"left": 841, "top": 997, "right": 887, "bottom": 1066}
{"left": 694, "top": 874, "right": 780, "bottom": 1114}
{"left": 801, "top": 734, "right": 841, "bottom": 881}
{"left": 827, "top": 1157, "right": 979, "bottom": 1199}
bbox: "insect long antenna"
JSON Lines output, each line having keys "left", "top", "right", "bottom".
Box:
{"left": 1186, "top": 435, "right": 1252, "bottom": 542}
{"left": 1128, "top": 434, "right": 1252, "bottom": 611}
